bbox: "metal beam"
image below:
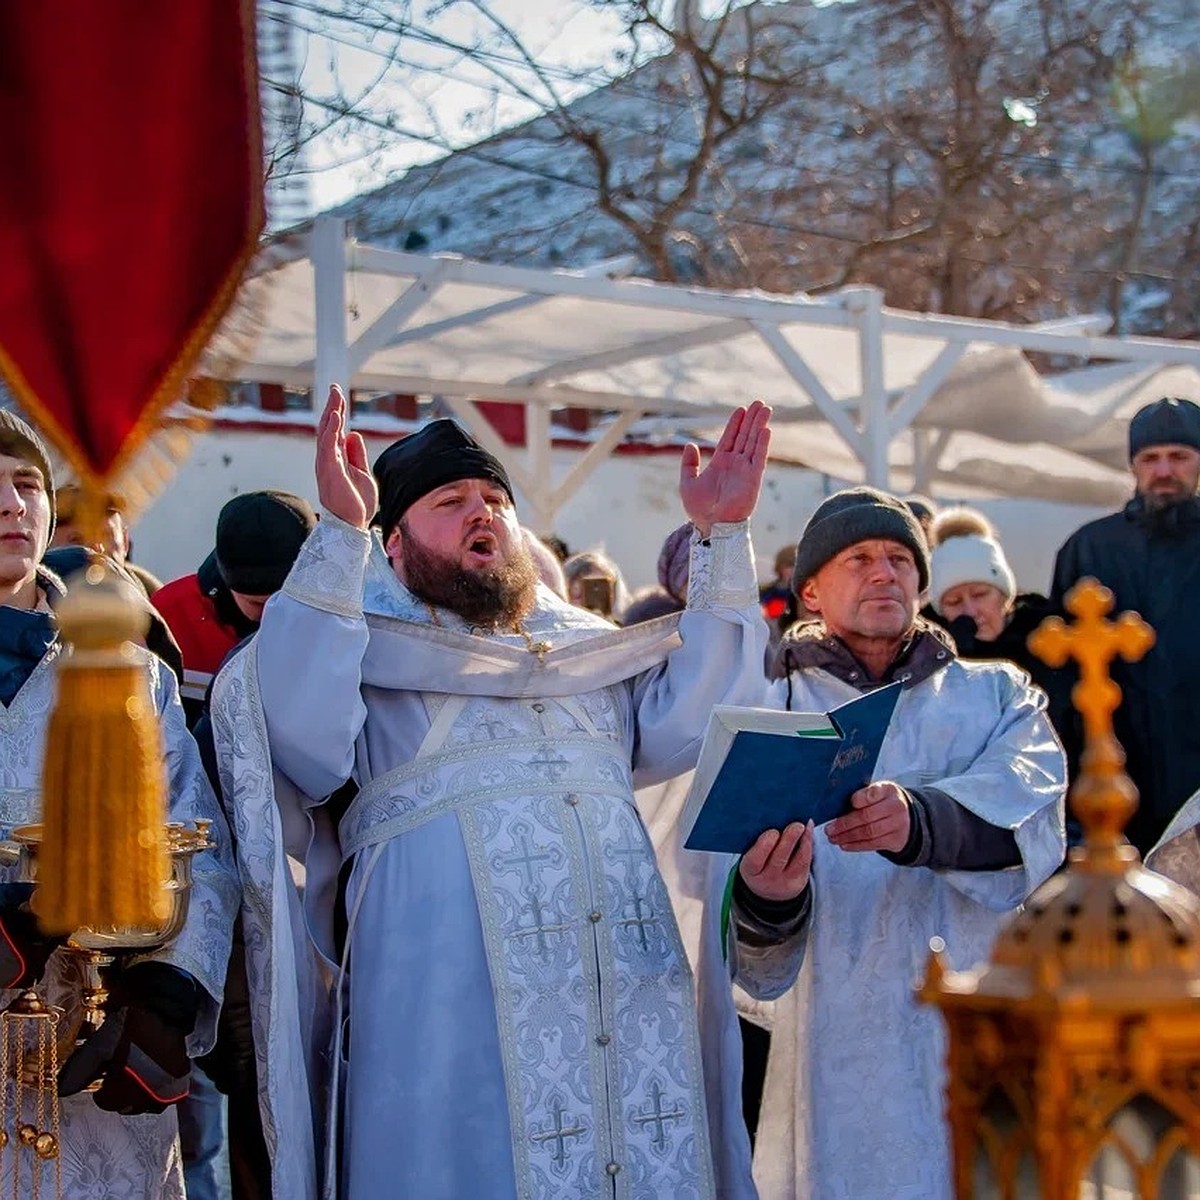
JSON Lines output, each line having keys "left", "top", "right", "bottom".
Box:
{"left": 887, "top": 342, "right": 968, "bottom": 439}
{"left": 379, "top": 293, "right": 549, "bottom": 351}
{"left": 883, "top": 309, "right": 1200, "bottom": 363}
{"left": 348, "top": 244, "right": 856, "bottom": 329}
{"left": 851, "top": 288, "right": 890, "bottom": 487}
{"left": 548, "top": 410, "right": 643, "bottom": 514}
{"left": 912, "top": 428, "right": 952, "bottom": 494}
{"left": 344, "top": 264, "right": 450, "bottom": 374}
{"left": 507, "top": 319, "right": 750, "bottom": 387}
{"left": 312, "top": 216, "right": 348, "bottom": 401}
{"left": 524, "top": 401, "right": 554, "bottom": 535}
{"left": 752, "top": 320, "right": 864, "bottom": 459}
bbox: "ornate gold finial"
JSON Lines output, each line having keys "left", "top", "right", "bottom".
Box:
{"left": 922, "top": 583, "right": 1200, "bottom": 1199}
{"left": 1027, "top": 578, "right": 1154, "bottom": 744}
{"left": 1027, "top": 578, "right": 1155, "bottom": 859}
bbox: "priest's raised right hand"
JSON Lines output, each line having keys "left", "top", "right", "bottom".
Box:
{"left": 316, "top": 384, "right": 377, "bottom": 530}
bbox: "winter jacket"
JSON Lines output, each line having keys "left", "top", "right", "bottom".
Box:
{"left": 1049, "top": 494, "right": 1200, "bottom": 854}
{"left": 153, "top": 551, "right": 255, "bottom": 725}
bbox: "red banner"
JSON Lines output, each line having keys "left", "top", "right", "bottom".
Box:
{"left": 0, "top": 1, "right": 263, "bottom": 484}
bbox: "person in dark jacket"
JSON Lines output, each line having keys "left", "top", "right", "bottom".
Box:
{"left": 1049, "top": 395, "right": 1200, "bottom": 856}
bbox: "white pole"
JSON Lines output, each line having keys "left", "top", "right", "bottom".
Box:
{"left": 313, "top": 216, "right": 349, "bottom": 402}
{"left": 849, "top": 287, "right": 889, "bottom": 488}
{"left": 525, "top": 402, "right": 554, "bottom": 535}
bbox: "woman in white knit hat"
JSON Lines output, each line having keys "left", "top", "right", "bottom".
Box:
{"left": 927, "top": 512, "right": 1055, "bottom": 691}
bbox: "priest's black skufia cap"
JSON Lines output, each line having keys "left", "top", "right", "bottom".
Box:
{"left": 373, "top": 419, "right": 514, "bottom": 538}
{"left": 215, "top": 490, "right": 317, "bottom": 595}
{"left": 1128, "top": 397, "right": 1200, "bottom": 460}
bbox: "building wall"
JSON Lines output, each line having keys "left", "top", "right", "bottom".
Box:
{"left": 129, "top": 420, "right": 1109, "bottom": 598}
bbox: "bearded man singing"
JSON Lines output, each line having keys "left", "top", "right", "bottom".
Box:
{"left": 210, "top": 386, "right": 773, "bottom": 1200}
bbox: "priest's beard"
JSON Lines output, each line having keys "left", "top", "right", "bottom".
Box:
{"left": 397, "top": 520, "right": 539, "bottom": 628}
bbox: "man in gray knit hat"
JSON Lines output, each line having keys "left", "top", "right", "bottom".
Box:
{"left": 719, "top": 485, "right": 1066, "bottom": 1200}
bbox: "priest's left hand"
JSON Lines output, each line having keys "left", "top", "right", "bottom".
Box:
{"left": 825, "top": 782, "right": 911, "bottom": 855}
{"left": 679, "top": 400, "right": 772, "bottom": 538}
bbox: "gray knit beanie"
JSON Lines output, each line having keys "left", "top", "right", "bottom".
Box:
{"left": 792, "top": 486, "right": 930, "bottom": 593}
{"left": 1128, "top": 397, "right": 1200, "bottom": 459}
{"left": 0, "top": 409, "right": 55, "bottom": 540}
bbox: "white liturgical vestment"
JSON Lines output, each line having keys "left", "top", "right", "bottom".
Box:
{"left": 729, "top": 661, "right": 1066, "bottom": 1200}
{"left": 212, "top": 514, "right": 767, "bottom": 1200}
{"left": 1, "top": 641, "right": 238, "bottom": 1199}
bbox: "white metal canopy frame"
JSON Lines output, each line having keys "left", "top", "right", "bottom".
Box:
{"left": 205, "top": 215, "right": 1200, "bottom": 531}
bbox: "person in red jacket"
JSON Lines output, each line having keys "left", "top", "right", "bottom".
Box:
{"left": 155, "top": 490, "right": 316, "bottom": 725}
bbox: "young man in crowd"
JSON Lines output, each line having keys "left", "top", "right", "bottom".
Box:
{"left": 0, "top": 408, "right": 238, "bottom": 1198}
{"left": 154, "top": 490, "right": 316, "bottom": 725}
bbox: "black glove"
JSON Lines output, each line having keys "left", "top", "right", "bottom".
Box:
{"left": 946, "top": 613, "right": 979, "bottom": 654}
{"left": 0, "top": 883, "right": 63, "bottom": 989}
{"left": 57, "top": 961, "right": 199, "bottom": 1114}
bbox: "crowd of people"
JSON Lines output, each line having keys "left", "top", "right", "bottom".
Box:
{"left": 1, "top": 391, "right": 1199, "bottom": 1198}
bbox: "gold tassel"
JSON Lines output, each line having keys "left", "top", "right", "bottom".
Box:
{"left": 33, "top": 562, "right": 170, "bottom": 935}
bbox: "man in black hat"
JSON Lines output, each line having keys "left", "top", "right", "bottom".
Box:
{"left": 154, "top": 489, "right": 316, "bottom": 725}
{"left": 211, "top": 385, "right": 775, "bottom": 1200}
{"left": 719, "top": 485, "right": 1065, "bottom": 1199}
{"left": 1049, "top": 396, "right": 1200, "bottom": 855}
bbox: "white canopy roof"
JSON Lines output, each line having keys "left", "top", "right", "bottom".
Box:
{"left": 207, "top": 217, "right": 1200, "bottom": 529}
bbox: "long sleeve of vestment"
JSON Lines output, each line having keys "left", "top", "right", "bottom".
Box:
{"left": 256, "top": 514, "right": 372, "bottom": 800}
{"left": 630, "top": 522, "right": 769, "bottom": 786}
{"left": 900, "top": 669, "right": 1065, "bottom": 910}
{"left": 134, "top": 652, "right": 241, "bottom": 1057}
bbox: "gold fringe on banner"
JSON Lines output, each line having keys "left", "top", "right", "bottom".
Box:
{"left": 32, "top": 564, "right": 170, "bottom": 935}
{"left": 0, "top": 0, "right": 265, "bottom": 939}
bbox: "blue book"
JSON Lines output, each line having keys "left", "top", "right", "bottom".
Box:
{"left": 682, "top": 683, "right": 902, "bottom": 855}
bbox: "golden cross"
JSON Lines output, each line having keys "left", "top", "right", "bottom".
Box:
{"left": 1027, "top": 578, "right": 1154, "bottom": 744}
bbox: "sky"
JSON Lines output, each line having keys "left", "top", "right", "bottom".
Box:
{"left": 274, "top": 0, "right": 852, "bottom": 215}
{"left": 279, "top": 0, "right": 639, "bottom": 213}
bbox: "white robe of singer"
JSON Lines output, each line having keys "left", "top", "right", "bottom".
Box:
{"left": 727, "top": 660, "right": 1066, "bottom": 1200}
{"left": 0, "top": 638, "right": 238, "bottom": 1200}
{"left": 232, "top": 513, "right": 768, "bottom": 1200}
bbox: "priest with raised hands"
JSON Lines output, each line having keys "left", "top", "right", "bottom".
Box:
{"left": 211, "top": 386, "right": 774, "bottom": 1200}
